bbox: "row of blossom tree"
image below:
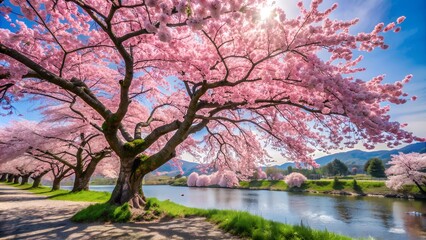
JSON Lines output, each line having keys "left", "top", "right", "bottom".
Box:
{"left": 0, "top": 106, "right": 118, "bottom": 191}
{"left": 186, "top": 153, "right": 426, "bottom": 194}
{"left": 0, "top": 0, "right": 424, "bottom": 208}
{"left": 187, "top": 171, "right": 308, "bottom": 188}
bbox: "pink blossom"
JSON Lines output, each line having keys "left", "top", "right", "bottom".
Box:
{"left": 187, "top": 18, "right": 204, "bottom": 30}
{"left": 321, "top": 107, "right": 331, "bottom": 114}
{"left": 187, "top": 172, "right": 199, "bottom": 187}
{"left": 384, "top": 22, "right": 395, "bottom": 32}
{"left": 144, "top": 21, "right": 157, "bottom": 33}
{"left": 145, "top": 0, "right": 158, "bottom": 8}
{"left": 385, "top": 153, "right": 426, "bottom": 193}
{"left": 208, "top": 1, "right": 222, "bottom": 19}
{"left": 397, "top": 16, "right": 406, "bottom": 24}
{"left": 159, "top": 14, "right": 170, "bottom": 24}
{"left": 218, "top": 170, "right": 239, "bottom": 188}
{"left": 257, "top": 168, "right": 267, "bottom": 179}
{"left": 196, "top": 174, "right": 211, "bottom": 186}
{"left": 209, "top": 172, "right": 221, "bottom": 185}
{"left": 157, "top": 28, "right": 171, "bottom": 42}
{"left": 285, "top": 172, "right": 307, "bottom": 188}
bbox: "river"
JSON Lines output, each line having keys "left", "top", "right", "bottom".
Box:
{"left": 62, "top": 185, "right": 426, "bottom": 240}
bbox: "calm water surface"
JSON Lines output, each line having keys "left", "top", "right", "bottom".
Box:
{"left": 62, "top": 185, "right": 426, "bottom": 240}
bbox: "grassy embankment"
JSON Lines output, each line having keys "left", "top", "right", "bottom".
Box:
{"left": 168, "top": 174, "right": 420, "bottom": 196}
{"left": 3, "top": 181, "right": 352, "bottom": 240}
{"left": 238, "top": 179, "right": 421, "bottom": 195}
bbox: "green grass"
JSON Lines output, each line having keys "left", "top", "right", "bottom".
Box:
{"left": 4, "top": 182, "right": 110, "bottom": 202}
{"left": 72, "top": 203, "right": 131, "bottom": 223}
{"left": 144, "top": 175, "right": 174, "bottom": 185}
{"left": 144, "top": 198, "right": 352, "bottom": 240}
{"left": 170, "top": 177, "right": 187, "bottom": 186}
{"left": 238, "top": 179, "right": 420, "bottom": 195}
{"left": 239, "top": 180, "right": 287, "bottom": 190}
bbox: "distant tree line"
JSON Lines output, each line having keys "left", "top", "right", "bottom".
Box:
{"left": 258, "top": 157, "right": 388, "bottom": 179}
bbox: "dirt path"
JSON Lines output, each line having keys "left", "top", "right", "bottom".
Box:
{"left": 0, "top": 184, "right": 238, "bottom": 240}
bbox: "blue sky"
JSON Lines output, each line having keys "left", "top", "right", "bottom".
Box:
{"left": 331, "top": 0, "right": 426, "bottom": 144}
{"left": 1, "top": 1, "right": 425, "bottom": 160}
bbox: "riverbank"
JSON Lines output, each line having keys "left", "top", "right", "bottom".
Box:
{"left": 1, "top": 182, "right": 352, "bottom": 240}
{"left": 171, "top": 178, "right": 425, "bottom": 200}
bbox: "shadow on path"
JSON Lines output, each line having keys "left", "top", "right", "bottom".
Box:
{"left": 0, "top": 184, "right": 236, "bottom": 239}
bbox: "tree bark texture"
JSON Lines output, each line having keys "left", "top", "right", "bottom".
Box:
{"left": 31, "top": 176, "right": 42, "bottom": 188}
{"left": 71, "top": 172, "right": 91, "bottom": 192}
{"left": 13, "top": 175, "right": 20, "bottom": 184}
{"left": 31, "top": 170, "right": 50, "bottom": 188}
{"left": 51, "top": 177, "right": 61, "bottom": 191}
{"left": 7, "top": 174, "right": 14, "bottom": 182}
{"left": 71, "top": 157, "right": 101, "bottom": 192}
{"left": 413, "top": 180, "right": 426, "bottom": 195}
{"left": 109, "top": 157, "right": 147, "bottom": 208}
{"left": 20, "top": 176, "right": 30, "bottom": 185}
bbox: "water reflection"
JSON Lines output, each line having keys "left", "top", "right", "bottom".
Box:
{"left": 241, "top": 192, "right": 259, "bottom": 211}
{"left": 394, "top": 201, "right": 426, "bottom": 240}
{"left": 66, "top": 185, "right": 426, "bottom": 240}
{"left": 333, "top": 197, "right": 352, "bottom": 223}
{"left": 368, "top": 197, "right": 394, "bottom": 229}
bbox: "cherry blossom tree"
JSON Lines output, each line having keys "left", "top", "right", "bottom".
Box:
{"left": 385, "top": 153, "right": 426, "bottom": 194}
{"left": 196, "top": 174, "right": 211, "bottom": 187}
{"left": 217, "top": 170, "right": 240, "bottom": 187}
{"left": 187, "top": 170, "right": 239, "bottom": 187}
{"left": 187, "top": 172, "right": 199, "bottom": 187}
{"left": 209, "top": 171, "right": 222, "bottom": 185}
{"left": 285, "top": 172, "right": 307, "bottom": 188}
{"left": 29, "top": 131, "right": 113, "bottom": 191}
{"left": 0, "top": 120, "right": 113, "bottom": 191}
{"left": 256, "top": 167, "right": 267, "bottom": 180}
{"left": 0, "top": 0, "right": 424, "bottom": 207}
{"left": 7, "top": 174, "right": 14, "bottom": 183}
{"left": 0, "top": 160, "right": 21, "bottom": 183}
{"left": 0, "top": 173, "right": 7, "bottom": 182}
{"left": 249, "top": 167, "right": 267, "bottom": 180}
{"left": 31, "top": 168, "right": 51, "bottom": 188}
{"left": 15, "top": 157, "right": 39, "bottom": 185}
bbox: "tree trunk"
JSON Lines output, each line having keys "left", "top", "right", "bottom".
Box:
{"left": 31, "top": 170, "right": 50, "bottom": 188}
{"left": 32, "top": 176, "right": 42, "bottom": 188}
{"left": 413, "top": 180, "right": 426, "bottom": 195}
{"left": 108, "top": 158, "right": 146, "bottom": 208}
{"left": 21, "top": 176, "right": 30, "bottom": 185}
{"left": 13, "top": 175, "right": 20, "bottom": 184}
{"left": 7, "top": 174, "right": 14, "bottom": 182}
{"left": 52, "top": 177, "right": 61, "bottom": 191}
{"left": 0, "top": 174, "right": 6, "bottom": 182}
{"left": 71, "top": 159, "right": 100, "bottom": 192}
{"left": 71, "top": 172, "right": 91, "bottom": 192}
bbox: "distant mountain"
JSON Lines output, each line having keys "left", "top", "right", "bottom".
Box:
{"left": 154, "top": 142, "right": 426, "bottom": 175}
{"left": 275, "top": 142, "right": 426, "bottom": 169}
{"left": 154, "top": 159, "right": 199, "bottom": 176}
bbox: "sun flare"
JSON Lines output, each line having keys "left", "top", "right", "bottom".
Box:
{"left": 260, "top": 5, "right": 274, "bottom": 20}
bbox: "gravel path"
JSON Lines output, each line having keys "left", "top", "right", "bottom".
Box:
{"left": 0, "top": 184, "right": 238, "bottom": 240}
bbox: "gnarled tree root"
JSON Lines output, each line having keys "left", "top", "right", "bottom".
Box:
{"left": 129, "top": 194, "right": 146, "bottom": 209}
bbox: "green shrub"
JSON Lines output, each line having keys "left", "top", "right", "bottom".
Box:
{"left": 170, "top": 177, "right": 187, "bottom": 186}
{"left": 332, "top": 177, "right": 344, "bottom": 190}
{"left": 352, "top": 179, "right": 361, "bottom": 192}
